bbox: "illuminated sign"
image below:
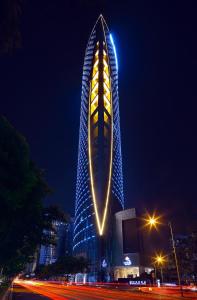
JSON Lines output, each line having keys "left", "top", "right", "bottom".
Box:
{"left": 102, "top": 259, "right": 107, "bottom": 268}
{"left": 129, "top": 280, "right": 146, "bottom": 286}
{"left": 123, "top": 256, "right": 132, "bottom": 266}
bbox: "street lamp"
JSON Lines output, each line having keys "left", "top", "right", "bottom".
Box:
{"left": 155, "top": 255, "right": 164, "bottom": 264}
{"left": 148, "top": 217, "right": 157, "bottom": 227}
{"left": 153, "top": 254, "right": 166, "bottom": 284}
{"left": 145, "top": 214, "right": 183, "bottom": 296}
{"left": 143, "top": 213, "right": 161, "bottom": 230}
{"left": 168, "top": 222, "right": 182, "bottom": 293}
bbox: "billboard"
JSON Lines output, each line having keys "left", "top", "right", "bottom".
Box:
{"left": 122, "top": 218, "right": 140, "bottom": 253}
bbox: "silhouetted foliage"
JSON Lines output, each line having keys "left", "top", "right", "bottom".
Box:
{"left": 0, "top": 116, "right": 51, "bottom": 276}
{"left": 166, "top": 233, "right": 197, "bottom": 283}
{"left": 36, "top": 256, "right": 89, "bottom": 279}
{"left": 0, "top": 0, "right": 24, "bottom": 54}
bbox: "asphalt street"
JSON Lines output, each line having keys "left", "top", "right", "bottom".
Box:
{"left": 10, "top": 280, "right": 197, "bottom": 300}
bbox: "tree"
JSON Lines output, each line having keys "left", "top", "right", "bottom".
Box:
{"left": 36, "top": 256, "right": 89, "bottom": 279}
{"left": 166, "top": 233, "right": 197, "bottom": 283}
{"left": 0, "top": 116, "right": 50, "bottom": 276}
{"left": 0, "top": 0, "right": 24, "bottom": 54}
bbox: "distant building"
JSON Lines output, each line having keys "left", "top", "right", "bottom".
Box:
{"left": 39, "top": 220, "right": 73, "bottom": 266}
{"left": 39, "top": 227, "right": 57, "bottom": 265}
{"left": 65, "top": 218, "right": 74, "bottom": 256}
{"left": 55, "top": 221, "right": 71, "bottom": 258}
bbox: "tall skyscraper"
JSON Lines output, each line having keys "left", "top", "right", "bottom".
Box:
{"left": 73, "top": 15, "right": 124, "bottom": 281}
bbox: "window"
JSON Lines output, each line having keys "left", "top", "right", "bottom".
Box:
{"left": 90, "top": 44, "right": 99, "bottom": 120}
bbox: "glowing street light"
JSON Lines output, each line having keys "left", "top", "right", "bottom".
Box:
{"left": 153, "top": 253, "right": 166, "bottom": 284}
{"left": 144, "top": 213, "right": 183, "bottom": 296}
{"left": 154, "top": 254, "right": 165, "bottom": 265}
{"left": 144, "top": 213, "right": 162, "bottom": 230}
{"left": 149, "top": 217, "right": 157, "bottom": 226}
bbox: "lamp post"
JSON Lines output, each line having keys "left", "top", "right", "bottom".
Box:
{"left": 145, "top": 214, "right": 183, "bottom": 296}
{"left": 154, "top": 254, "right": 165, "bottom": 284}
{"left": 168, "top": 222, "right": 183, "bottom": 295}
{"left": 154, "top": 263, "right": 157, "bottom": 285}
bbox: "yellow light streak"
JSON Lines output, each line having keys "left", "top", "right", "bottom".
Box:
{"left": 103, "top": 71, "right": 110, "bottom": 84}
{"left": 104, "top": 94, "right": 110, "bottom": 104}
{"left": 92, "top": 71, "right": 99, "bottom": 83}
{"left": 103, "top": 52, "right": 111, "bottom": 115}
{"left": 92, "top": 59, "right": 99, "bottom": 76}
{"left": 104, "top": 98, "right": 110, "bottom": 114}
{"left": 104, "top": 111, "right": 108, "bottom": 122}
{"left": 93, "top": 111, "right": 98, "bottom": 123}
{"left": 91, "top": 94, "right": 98, "bottom": 106}
{"left": 91, "top": 95, "right": 98, "bottom": 115}
{"left": 104, "top": 82, "right": 110, "bottom": 94}
{"left": 91, "top": 48, "right": 99, "bottom": 116}
{"left": 104, "top": 67, "right": 109, "bottom": 77}
{"left": 103, "top": 58, "right": 108, "bottom": 67}
{"left": 88, "top": 45, "right": 113, "bottom": 236}
{"left": 91, "top": 82, "right": 98, "bottom": 98}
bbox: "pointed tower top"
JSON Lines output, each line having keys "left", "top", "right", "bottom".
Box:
{"left": 91, "top": 14, "right": 109, "bottom": 34}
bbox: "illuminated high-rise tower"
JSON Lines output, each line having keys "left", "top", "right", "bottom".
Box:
{"left": 73, "top": 15, "right": 124, "bottom": 281}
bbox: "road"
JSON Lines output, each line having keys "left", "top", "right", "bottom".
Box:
{"left": 11, "top": 280, "right": 197, "bottom": 300}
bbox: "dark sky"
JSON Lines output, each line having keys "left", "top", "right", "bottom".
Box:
{"left": 1, "top": 0, "right": 197, "bottom": 234}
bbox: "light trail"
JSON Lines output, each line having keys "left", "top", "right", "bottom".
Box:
{"left": 12, "top": 279, "right": 196, "bottom": 300}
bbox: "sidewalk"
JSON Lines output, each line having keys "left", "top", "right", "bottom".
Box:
{"left": 1, "top": 284, "right": 13, "bottom": 300}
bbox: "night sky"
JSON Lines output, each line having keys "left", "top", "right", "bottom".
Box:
{"left": 1, "top": 1, "right": 197, "bottom": 234}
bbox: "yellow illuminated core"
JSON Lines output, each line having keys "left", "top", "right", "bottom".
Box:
{"left": 90, "top": 48, "right": 99, "bottom": 118}
{"left": 88, "top": 44, "right": 113, "bottom": 236}
{"left": 103, "top": 49, "right": 111, "bottom": 116}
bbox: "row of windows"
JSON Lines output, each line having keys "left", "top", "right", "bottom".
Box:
{"left": 74, "top": 31, "right": 97, "bottom": 253}
{"left": 74, "top": 26, "right": 124, "bottom": 254}
{"left": 73, "top": 223, "right": 93, "bottom": 242}
{"left": 74, "top": 202, "right": 93, "bottom": 227}
{"left": 73, "top": 235, "right": 95, "bottom": 251}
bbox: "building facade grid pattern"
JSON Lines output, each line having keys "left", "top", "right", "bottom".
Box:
{"left": 73, "top": 18, "right": 124, "bottom": 265}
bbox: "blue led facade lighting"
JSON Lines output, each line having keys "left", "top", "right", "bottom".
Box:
{"left": 73, "top": 15, "right": 124, "bottom": 281}
{"left": 109, "top": 34, "right": 118, "bottom": 71}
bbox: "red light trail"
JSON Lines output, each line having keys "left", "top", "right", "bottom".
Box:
{"left": 12, "top": 279, "right": 196, "bottom": 300}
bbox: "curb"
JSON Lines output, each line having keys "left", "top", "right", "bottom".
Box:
{"left": 1, "top": 284, "right": 13, "bottom": 300}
